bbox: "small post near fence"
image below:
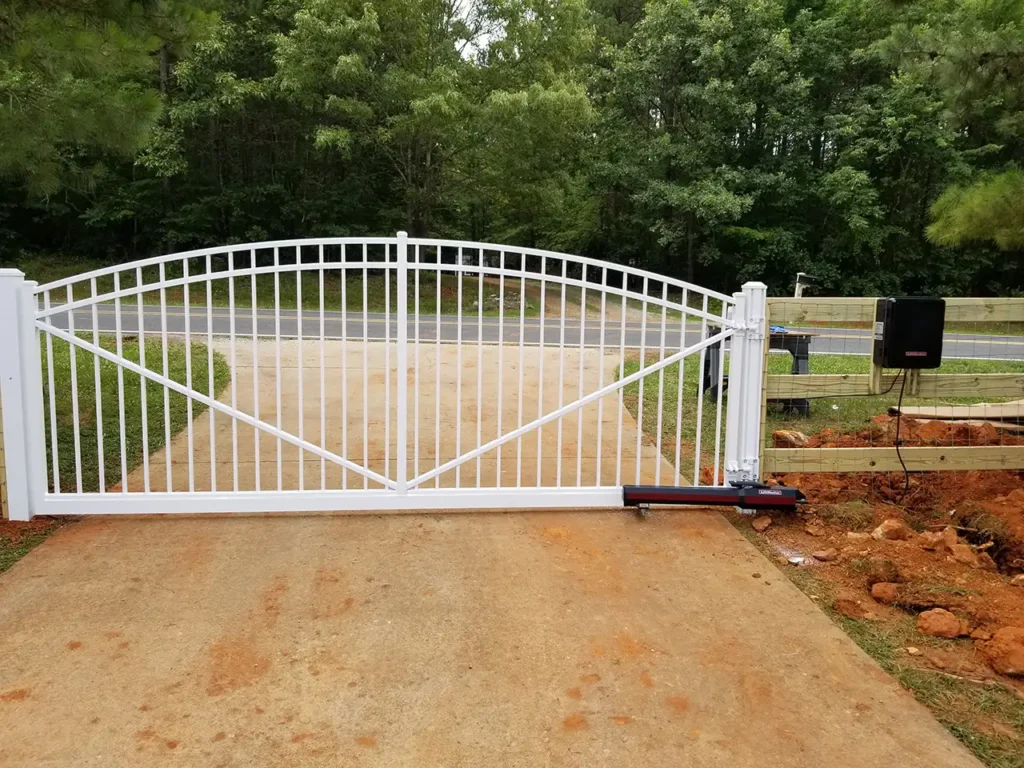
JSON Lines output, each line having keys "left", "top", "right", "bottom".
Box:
{"left": 724, "top": 281, "right": 768, "bottom": 485}
{"left": 0, "top": 270, "right": 44, "bottom": 521}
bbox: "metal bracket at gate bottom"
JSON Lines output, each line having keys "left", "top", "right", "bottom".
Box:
{"left": 622, "top": 482, "right": 806, "bottom": 513}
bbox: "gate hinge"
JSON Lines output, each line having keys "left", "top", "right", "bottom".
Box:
{"left": 746, "top": 314, "right": 766, "bottom": 341}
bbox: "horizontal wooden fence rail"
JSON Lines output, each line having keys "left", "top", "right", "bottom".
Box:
{"left": 766, "top": 296, "right": 1024, "bottom": 325}
{"left": 764, "top": 446, "right": 1024, "bottom": 474}
{"left": 762, "top": 295, "right": 1024, "bottom": 474}
{"left": 766, "top": 372, "right": 1024, "bottom": 400}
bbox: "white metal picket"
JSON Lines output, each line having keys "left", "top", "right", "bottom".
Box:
{"left": 0, "top": 237, "right": 766, "bottom": 520}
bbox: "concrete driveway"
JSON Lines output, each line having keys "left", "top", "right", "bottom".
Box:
{"left": 127, "top": 340, "right": 673, "bottom": 493}
{"left": 0, "top": 510, "right": 979, "bottom": 767}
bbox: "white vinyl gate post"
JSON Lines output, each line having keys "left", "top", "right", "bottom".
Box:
{"left": 724, "top": 281, "right": 767, "bottom": 485}
{"left": 0, "top": 271, "right": 45, "bottom": 521}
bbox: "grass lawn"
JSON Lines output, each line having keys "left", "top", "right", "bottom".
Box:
{"left": 0, "top": 521, "right": 68, "bottom": 574}
{"left": 625, "top": 288, "right": 727, "bottom": 322}
{"left": 42, "top": 335, "right": 231, "bottom": 493}
{"left": 621, "top": 355, "right": 724, "bottom": 482}
{"left": 0, "top": 532, "right": 49, "bottom": 572}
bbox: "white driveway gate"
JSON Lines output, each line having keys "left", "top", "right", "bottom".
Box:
{"left": 0, "top": 234, "right": 766, "bottom": 520}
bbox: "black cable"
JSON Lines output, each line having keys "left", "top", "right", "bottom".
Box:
{"left": 893, "top": 369, "right": 910, "bottom": 495}
{"left": 836, "top": 371, "right": 904, "bottom": 399}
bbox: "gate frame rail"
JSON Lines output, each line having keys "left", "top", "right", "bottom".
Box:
{"left": 0, "top": 244, "right": 768, "bottom": 520}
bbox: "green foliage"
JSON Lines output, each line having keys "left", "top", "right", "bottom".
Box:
{"left": 886, "top": 0, "right": 1024, "bottom": 254}
{"left": 1, "top": 0, "right": 1023, "bottom": 297}
{"left": 0, "top": 0, "right": 217, "bottom": 195}
{"left": 929, "top": 170, "right": 1024, "bottom": 249}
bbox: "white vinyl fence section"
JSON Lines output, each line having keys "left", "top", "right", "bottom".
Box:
{"left": 0, "top": 235, "right": 766, "bottom": 519}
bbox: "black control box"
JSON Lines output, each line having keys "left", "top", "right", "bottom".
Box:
{"left": 873, "top": 297, "right": 945, "bottom": 369}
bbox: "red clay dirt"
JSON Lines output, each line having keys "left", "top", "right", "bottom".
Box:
{"left": 761, "top": 423, "right": 1024, "bottom": 703}
{"left": 0, "top": 517, "right": 60, "bottom": 543}
{"left": 777, "top": 469, "right": 1024, "bottom": 561}
{"left": 802, "top": 415, "right": 1022, "bottom": 450}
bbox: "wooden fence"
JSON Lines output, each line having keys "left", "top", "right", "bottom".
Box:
{"left": 761, "top": 296, "right": 1024, "bottom": 475}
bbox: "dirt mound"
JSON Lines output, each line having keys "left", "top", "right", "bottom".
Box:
{"left": 777, "top": 469, "right": 1024, "bottom": 566}
{"left": 805, "top": 416, "right": 1019, "bottom": 449}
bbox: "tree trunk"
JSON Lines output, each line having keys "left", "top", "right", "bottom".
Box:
{"left": 159, "top": 44, "right": 171, "bottom": 245}
{"left": 686, "top": 214, "right": 696, "bottom": 283}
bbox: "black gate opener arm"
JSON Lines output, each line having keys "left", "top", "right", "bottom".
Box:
{"left": 623, "top": 481, "right": 806, "bottom": 511}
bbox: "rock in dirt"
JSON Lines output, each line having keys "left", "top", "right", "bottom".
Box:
{"left": 970, "top": 628, "right": 993, "bottom": 641}
{"left": 812, "top": 549, "right": 839, "bottom": 562}
{"left": 751, "top": 516, "right": 773, "bottom": 533}
{"left": 891, "top": 585, "right": 962, "bottom": 612}
{"left": 980, "top": 627, "right": 1024, "bottom": 677}
{"left": 847, "top": 532, "right": 871, "bottom": 541}
{"left": 941, "top": 526, "right": 960, "bottom": 551}
{"left": 917, "top": 531, "right": 945, "bottom": 551}
{"left": 914, "top": 420, "right": 952, "bottom": 443}
{"left": 948, "top": 544, "right": 979, "bottom": 567}
{"left": 834, "top": 592, "right": 875, "bottom": 621}
{"left": 872, "top": 519, "right": 915, "bottom": 541}
{"left": 804, "top": 520, "right": 826, "bottom": 537}
{"left": 1003, "top": 488, "right": 1024, "bottom": 505}
{"left": 918, "top": 608, "right": 969, "bottom": 639}
{"left": 975, "top": 552, "right": 998, "bottom": 572}
{"left": 905, "top": 647, "right": 922, "bottom": 656}
{"left": 772, "top": 430, "right": 809, "bottom": 448}
{"left": 870, "top": 582, "right": 900, "bottom": 605}
{"left": 864, "top": 559, "right": 903, "bottom": 586}
{"left": 1011, "top": 574, "right": 1024, "bottom": 588}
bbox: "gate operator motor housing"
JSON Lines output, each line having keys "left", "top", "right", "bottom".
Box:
{"left": 873, "top": 297, "right": 946, "bottom": 369}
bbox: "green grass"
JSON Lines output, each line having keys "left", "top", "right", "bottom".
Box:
{"left": 732, "top": 521, "right": 1024, "bottom": 768}
{"left": 629, "top": 288, "right": 726, "bottom": 322}
{"left": 621, "top": 354, "right": 722, "bottom": 481}
{"left": 816, "top": 500, "right": 876, "bottom": 530}
{"left": 840, "top": 617, "right": 1024, "bottom": 767}
{"left": 42, "top": 334, "right": 231, "bottom": 493}
{"left": 765, "top": 352, "right": 1024, "bottom": 437}
{"left": 1, "top": 529, "right": 55, "bottom": 573}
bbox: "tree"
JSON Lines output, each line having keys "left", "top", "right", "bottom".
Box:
{"left": 888, "top": 0, "right": 1024, "bottom": 251}
{"left": 2, "top": 0, "right": 1021, "bottom": 298}
{"left": 0, "top": 0, "right": 216, "bottom": 195}
{"left": 595, "top": 0, "right": 809, "bottom": 284}
{"left": 273, "top": 0, "right": 475, "bottom": 235}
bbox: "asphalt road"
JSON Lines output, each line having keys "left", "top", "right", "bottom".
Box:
{"left": 45, "top": 303, "right": 1024, "bottom": 360}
